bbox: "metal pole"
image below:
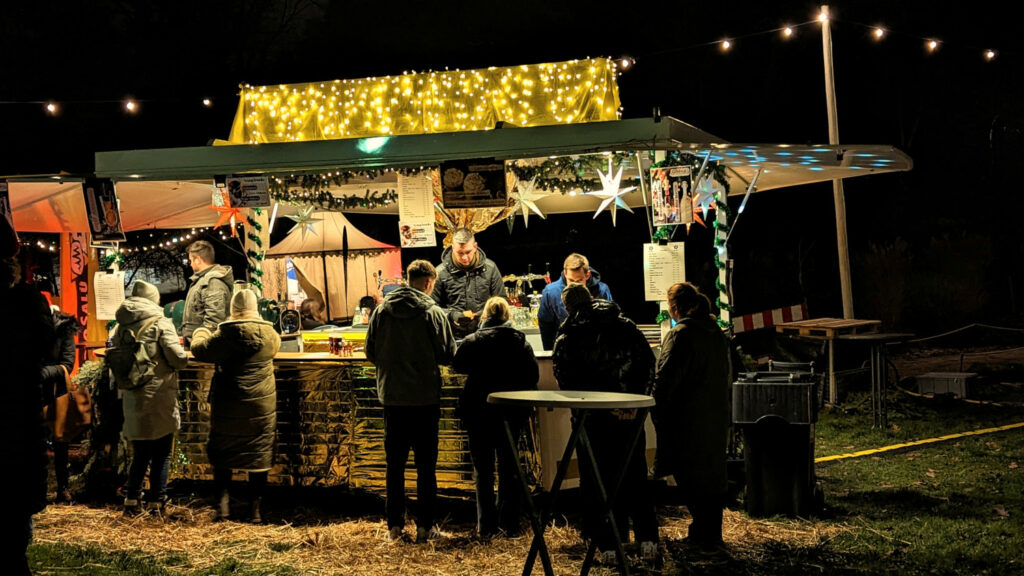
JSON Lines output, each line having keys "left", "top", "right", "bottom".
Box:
{"left": 821, "top": 4, "right": 855, "bottom": 319}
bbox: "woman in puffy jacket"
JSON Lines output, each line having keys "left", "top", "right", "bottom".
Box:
{"left": 190, "top": 289, "right": 280, "bottom": 523}
{"left": 452, "top": 296, "right": 538, "bottom": 538}
{"left": 114, "top": 281, "right": 188, "bottom": 514}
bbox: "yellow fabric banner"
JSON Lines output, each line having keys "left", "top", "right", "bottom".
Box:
{"left": 228, "top": 58, "right": 621, "bottom": 144}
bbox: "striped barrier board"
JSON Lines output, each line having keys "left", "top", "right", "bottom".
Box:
{"left": 733, "top": 303, "right": 808, "bottom": 334}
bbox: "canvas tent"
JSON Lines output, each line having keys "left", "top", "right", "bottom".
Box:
{"left": 263, "top": 211, "right": 400, "bottom": 320}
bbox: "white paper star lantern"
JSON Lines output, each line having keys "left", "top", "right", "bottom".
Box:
{"left": 286, "top": 206, "right": 321, "bottom": 240}
{"left": 588, "top": 162, "right": 636, "bottom": 226}
{"left": 509, "top": 177, "right": 547, "bottom": 228}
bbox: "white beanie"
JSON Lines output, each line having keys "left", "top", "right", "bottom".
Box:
{"left": 132, "top": 280, "right": 160, "bottom": 304}
{"left": 231, "top": 289, "right": 259, "bottom": 318}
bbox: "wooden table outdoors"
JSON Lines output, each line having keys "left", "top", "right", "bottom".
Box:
{"left": 775, "top": 318, "right": 881, "bottom": 404}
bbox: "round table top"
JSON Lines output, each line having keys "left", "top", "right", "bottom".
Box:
{"left": 836, "top": 332, "right": 915, "bottom": 343}
{"left": 487, "top": 390, "right": 655, "bottom": 409}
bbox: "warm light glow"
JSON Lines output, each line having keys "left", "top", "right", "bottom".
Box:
{"left": 229, "top": 58, "right": 621, "bottom": 144}
{"left": 873, "top": 27, "right": 885, "bottom": 39}
{"left": 721, "top": 39, "right": 732, "bottom": 51}
{"left": 818, "top": 11, "right": 828, "bottom": 22}
{"left": 984, "top": 49, "right": 997, "bottom": 61}
{"left": 45, "top": 102, "right": 57, "bottom": 114}
{"left": 782, "top": 27, "right": 793, "bottom": 38}
{"left": 926, "top": 39, "right": 939, "bottom": 52}
{"left": 202, "top": 98, "right": 212, "bottom": 107}
{"left": 125, "top": 99, "right": 138, "bottom": 112}
{"left": 619, "top": 56, "right": 634, "bottom": 70}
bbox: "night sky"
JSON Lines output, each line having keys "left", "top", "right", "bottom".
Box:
{"left": 2, "top": 1, "right": 1021, "bottom": 332}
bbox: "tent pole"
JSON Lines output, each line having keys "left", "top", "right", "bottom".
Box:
{"left": 322, "top": 252, "right": 331, "bottom": 320}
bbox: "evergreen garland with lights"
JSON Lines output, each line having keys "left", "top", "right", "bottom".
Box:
{"left": 244, "top": 210, "right": 265, "bottom": 292}
{"left": 508, "top": 153, "right": 634, "bottom": 192}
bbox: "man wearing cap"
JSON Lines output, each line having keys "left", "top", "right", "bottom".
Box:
{"left": 432, "top": 228, "right": 504, "bottom": 339}
{"left": 181, "top": 240, "right": 234, "bottom": 344}
{"left": 0, "top": 215, "right": 54, "bottom": 575}
{"left": 113, "top": 280, "right": 189, "bottom": 515}
{"left": 538, "top": 253, "right": 614, "bottom": 350}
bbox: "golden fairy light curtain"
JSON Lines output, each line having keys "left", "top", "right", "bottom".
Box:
{"left": 228, "top": 58, "right": 622, "bottom": 144}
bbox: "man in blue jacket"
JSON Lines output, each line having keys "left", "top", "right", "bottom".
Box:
{"left": 366, "top": 259, "right": 457, "bottom": 544}
{"left": 538, "top": 253, "right": 613, "bottom": 350}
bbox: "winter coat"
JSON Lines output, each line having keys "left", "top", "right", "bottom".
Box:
{"left": 452, "top": 319, "right": 538, "bottom": 423}
{"left": 552, "top": 299, "right": 654, "bottom": 398}
{"left": 41, "top": 311, "right": 81, "bottom": 403}
{"left": 538, "top": 268, "right": 614, "bottom": 351}
{"left": 180, "top": 264, "right": 234, "bottom": 342}
{"left": 1, "top": 271, "right": 53, "bottom": 517}
{"left": 190, "top": 318, "right": 280, "bottom": 470}
{"left": 431, "top": 246, "right": 504, "bottom": 338}
{"left": 365, "top": 285, "right": 456, "bottom": 406}
{"left": 652, "top": 313, "right": 732, "bottom": 497}
{"left": 114, "top": 297, "right": 188, "bottom": 441}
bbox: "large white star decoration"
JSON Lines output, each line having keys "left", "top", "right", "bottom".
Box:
{"left": 509, "top": 177, "right": 547, "bottom": 228}
{"left": 693, "top": 175, "right": 724, "bottom": 225}
{"left": 588, "top": 163, "right": 636, "bottom": 226}
{"left": 286, "top": 206, "right": 321, "bottom": 240}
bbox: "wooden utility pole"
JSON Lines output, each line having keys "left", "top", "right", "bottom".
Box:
{"left": 821, "top": 4, "right": 854, "bottom": 318}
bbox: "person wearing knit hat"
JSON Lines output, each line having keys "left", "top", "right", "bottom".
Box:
{"left": 131, "top": 280, "right": 161, "bottom": 304}
{"left": 113, "top": 276, "right": 187, "bottom": 516}
{"left": 190, "top": 287, "right": 280, "bottom": 523}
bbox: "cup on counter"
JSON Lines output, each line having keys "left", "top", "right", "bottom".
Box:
{"left": 328, "top": 335, "right": 340, "bottom": 355}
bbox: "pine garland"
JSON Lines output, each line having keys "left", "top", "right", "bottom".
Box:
{"left": 244, "top": 210, "right": 265, "bottom": 291}
{"left": 508, "top": 153, "right": 634, "bottom": 192}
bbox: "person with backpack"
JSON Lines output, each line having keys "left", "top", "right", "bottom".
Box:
{"left": 110, "top": 280, "right": 188, "bottom": 515}
{"left": 189, "top": 289, "right": 280, "bottom": 523}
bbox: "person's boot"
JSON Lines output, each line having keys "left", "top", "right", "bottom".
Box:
{"left": 249, "top": 497, "right": 262, "bottom": 524}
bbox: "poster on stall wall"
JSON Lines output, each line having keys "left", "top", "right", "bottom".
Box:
{"left": 643, "top": 242, "right": 685, "bottom": 301}
{"left": 226, "top": 175, "right": 271, "bottom": 208}
{"left": 397, "top": 173, "right": 437, "bottom": 248}
{"left": 439, "top": 158, "right": 507, "bottom": 208}
{"left": 0, "top": 180, "right": 13, "bottom": 229}
{"left": 93, "top": 270, "right": 126, "bottom": 320}
{"left": 650, "top": 166, "right": 693, "bottom": 227}
{"left": 82, "top": 178, "right": 126, "bottom": 242}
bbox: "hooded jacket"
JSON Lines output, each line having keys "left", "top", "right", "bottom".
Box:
{"left": 452, "top": 318, "right": 538, "bottom": 422}
{"left": 365, "top": 285, "right": 456, "bottom": 406}
{"left": 537, "top": 267, "right": 613, "bottom": 350}
{"left": 190, "top": 318, "right": 280, "bottom": 471}
{"left": 552, "top": 299, "right": 654, "bottom": 397}
{"left": 181, "top": 263, "right": 234, "bottom": 341}
{"left": 652, "top": 312, "right": 732, "bottom": 496}
{"left": 431, "top": 246, "right": 503, "bottom": 338}
{"left": 114, "top": 296, "right": 189, "bottom": 441}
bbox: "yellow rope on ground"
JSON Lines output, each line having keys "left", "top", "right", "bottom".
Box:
{"left": 815, "top": 421, "right": 1024, "bottom": 464}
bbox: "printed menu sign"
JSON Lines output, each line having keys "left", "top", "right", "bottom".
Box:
{"left": 397, "top": 173, "right": 437, "bottom": 247}
{"left": 82, "top": 178, "right": 126, "bottom": 242}
{"left": 93, "top": 271, "right": 126, "bottom": 320}
{"left": 643, "top": 242, "right": 685, "bottom": 301}
{"left": 440, "top": 158, "right": 507, "bottom": 208}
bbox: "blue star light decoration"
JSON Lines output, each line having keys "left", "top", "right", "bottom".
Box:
{"left": 692, "top": 175, "right": 725, "bottom": 225}
{"left": 286, "top": 206, "right": 321, "bottom": 240}
{"left": 588, "top": 163, "right": 636, "bottom": 226}
{"left": 509, "top": 177, "right": 547, "bottom": 228}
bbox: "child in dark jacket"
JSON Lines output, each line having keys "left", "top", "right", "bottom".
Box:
{"left": 453, "top": 296, "right": 539, "bottom": 537}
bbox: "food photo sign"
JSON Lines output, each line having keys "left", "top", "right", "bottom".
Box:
{"left": 440, "top": 158, "right": 507, "bottom": 208}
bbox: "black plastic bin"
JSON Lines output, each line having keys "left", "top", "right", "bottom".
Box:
{"left": 733, "top": 372, "right": 820, "bottom": 517}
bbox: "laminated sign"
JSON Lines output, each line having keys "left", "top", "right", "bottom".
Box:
{"left": 650, "top": 166, "right": 693, "bottom": 227}
{"left": 225, "top": 175, "right": 271, "bottom": 208}
{"left": 82, "top": 178, "right": 126, "bottom": 242}
{"left": 440, "top": 158, "right": 507, "bottom": 208}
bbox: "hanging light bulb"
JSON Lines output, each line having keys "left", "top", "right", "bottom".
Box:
{"left": 984, "top": 49, "right": 997, "bottom": 61}
{"left": 45, "top": 102, "right": 58, "bottom": 115}
{"left": 926, "top": 39, "right": 940, "bottom": 52}
{"left": 202, "top": 98, "right": 212, "bottom": 107}
{"left": 873, "top": 27, "right": 885, "bottom": 40}
{"left": 782, "top": 26, "right": 794, "bottom": 38}
{"left": 720, "top": 39, "right": 732, "bottom": 51}
{"left": 125, "top": 99, "right": 138, "bottom": 113}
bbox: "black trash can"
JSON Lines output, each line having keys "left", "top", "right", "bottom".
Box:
{"left": 733, "top": 372, "right": 820, "bottom": 517}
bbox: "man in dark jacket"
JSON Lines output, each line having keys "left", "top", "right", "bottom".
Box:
{"left": 0, "top": 216, "right": 54, "bottom": 576}
{"left": 552, "top": 284, "right": 659, "bottom": 563}
{"left": 181, "top": 240, "right": 234, "bottom": 344}
{"left": 653, "top": 282, "right": 732, "bottom": 547}
{"left": 431, "top": 228, "right": 503, "bottom": 338}
{"left": 366, "top": 259, "right": 457, "bottom": 543}
{"left": 538, "top": 253, "right": 614, "bottom": 350}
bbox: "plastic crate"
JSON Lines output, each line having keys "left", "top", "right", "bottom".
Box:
{"left": 917, "top": 372, "right": 975, "bottom": 398}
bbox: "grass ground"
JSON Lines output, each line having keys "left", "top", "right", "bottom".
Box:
{"left": 27, "top": 352, "right": 1024, "bottom": 575}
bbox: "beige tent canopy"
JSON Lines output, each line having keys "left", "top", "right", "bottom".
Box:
{"left": 263, "top": 211, "right": 401, "bottom": 320}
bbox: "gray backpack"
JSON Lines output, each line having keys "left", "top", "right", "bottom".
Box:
{"left": 107, "top": 316, "right": 162, "bottom": 390}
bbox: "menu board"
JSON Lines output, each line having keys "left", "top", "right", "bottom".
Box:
{"left": 397, "top": 173, "right": 437, "bottom": 247}
{"left": 94, "top": 271, "right": 126, "bottom": 320}
{"left": 643, "top": 242, "right": 685, "bottom": 301}
{"left": 439, "top": 158, "right": 507, "bottom": 208}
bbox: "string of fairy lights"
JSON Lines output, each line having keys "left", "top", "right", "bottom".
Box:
{"left": 2, "top": 9, "right": 1011, "bottom": 119}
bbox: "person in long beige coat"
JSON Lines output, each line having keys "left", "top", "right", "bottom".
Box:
{"left": 190, "top": 289, "right": 280, "bottom": 523}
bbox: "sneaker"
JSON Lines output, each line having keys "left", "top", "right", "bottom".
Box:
{"left": 386, "top": 527, "right": 403, "bottom": 542}
{"left": 123, "top": 498, "right": 143, "bottom": 516}
{"left": 146, "top": 499, "right": 168, "bottom": 517}
{"left": 639, "top": 541, "right": 659, "bottom": 562}
{"left": 415, "top": 526, "right": 442, "bottom": 544}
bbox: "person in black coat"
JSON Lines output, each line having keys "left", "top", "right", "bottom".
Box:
{"left": 452, "top": 296, "right": 539, "bottom": 537}
{"left": 0, "top": 217, "right": 54, "bottom": 576}
{"left": 431, "top": 228, "right": 504, "bottom": 338}
{"left": 41, "top": 305, "right": 83, "bottom": 503}
{"left": 552, "top": 284, "right": 660, "bottom": 562}
{"left": 652, "top": 282, "right": 732, "bottom": 547}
